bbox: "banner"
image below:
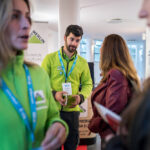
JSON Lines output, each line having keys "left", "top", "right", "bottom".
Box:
{"left": 25, "top": 22, "right": 48, "bottom": 65}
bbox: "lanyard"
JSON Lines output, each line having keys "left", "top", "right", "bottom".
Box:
{"left": 58, "top": 50, "right": 77, "bottom": 81}
{"left": 0, "top": 64, "right": 37, "bottom": 142}
{"left": 32, "top": 147, "right": 43, "bottom": 150}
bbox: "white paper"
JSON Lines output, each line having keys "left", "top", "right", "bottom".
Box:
{"left": 94, "top": 102, "right": 121, "bottom": 123}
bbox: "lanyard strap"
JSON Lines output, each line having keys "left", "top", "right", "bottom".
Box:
{"left": 0, "top": 64, "right": 37, "bottom": 142}
{"left": 32, "top": 147, "right": 43, "bottom": 150}
{"left": 58, "top": 50, "right": 77, "bottom": 81}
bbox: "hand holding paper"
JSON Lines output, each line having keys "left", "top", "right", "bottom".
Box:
{"left": 94, "top": 102, "right": 122, "bottom": 132}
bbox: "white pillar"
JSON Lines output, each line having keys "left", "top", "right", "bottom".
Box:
{"left": 86, "top": 38, "right": 93, "bottom": 62}
{"left": 145, "top": 27, "right": 150, "bottom": 78}
{"left": 58, "top": 0, "right": 80, "bottom": 48}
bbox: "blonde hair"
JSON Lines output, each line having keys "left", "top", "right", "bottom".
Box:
{"left": 100, "top": 34, "right": 140, "bottom": 88}
{"left": 0, "top": 0, "right": 14, "bottom": 71}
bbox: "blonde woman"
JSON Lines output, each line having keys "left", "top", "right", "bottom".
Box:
{"left": 0, "top": 0, "right": 68, "bottom": 149}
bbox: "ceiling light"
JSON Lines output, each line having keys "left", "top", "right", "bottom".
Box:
{"left": 106, "top": 18, "right": 123, "bottom": 24}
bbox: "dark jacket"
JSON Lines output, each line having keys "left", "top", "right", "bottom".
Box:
{"left": 88, "top": 69, "right": 132, "bottom": 138}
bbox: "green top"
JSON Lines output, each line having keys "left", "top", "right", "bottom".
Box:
{"left": 0, "top": 52, "right": 68, "bottom": 150}
{"left": 42, "top": 47, "right": 93, "bottom": 112}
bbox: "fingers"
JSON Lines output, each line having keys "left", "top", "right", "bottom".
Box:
{"left": 69, "top": 104, "right": 76, "bottom": 108}
{"left": 56, "top": 93, "right": 81, "bottom": 107}
{"left": 69, "top": 95, "right": 80, "bottom": 108}
{"left": 59, "top": 97, "right": 66, "bottom": 106}
{"left": 43, "top": 128, "right": 65, "bottom": 150}
{"left": 62, "top": 91, "right": 68, "bottom": 95}
{"left": 42, "top": 123, "right": 66, "bottom": 150}
{"left": 42, "top": 126, "right": 57, "bottom": 147}
{"left": 55, "top": 91, "right": 68, "bottom": 106}
{"left": 42, "top": 134, "right": 61, "bottom": 150}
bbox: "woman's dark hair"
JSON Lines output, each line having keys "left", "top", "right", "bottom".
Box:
{"left": 65, "top": 24, "right": 83, "bottom": 37}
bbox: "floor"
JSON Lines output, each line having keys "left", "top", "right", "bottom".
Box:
{"left": 87, "top": 134, "right": 101, "bottom": 150}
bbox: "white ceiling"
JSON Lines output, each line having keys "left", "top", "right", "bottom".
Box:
{"left": 30, "top": 0, "right": 146, "bottom": 41}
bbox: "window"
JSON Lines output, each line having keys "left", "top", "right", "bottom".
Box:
{"left": 127, "top": 44, "right": 137, "bottom": 69}
{"left": 127, "top": 41, "right": 145, "bottom": 81}
{"left": 80, "top": 39, "right": 87, "bottom": 59}
{"left": 93, "top": 40, "right": 103, "bottom": 62}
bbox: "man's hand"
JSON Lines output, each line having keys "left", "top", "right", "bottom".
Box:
{"left": 42, "top": 122, "right": 67, "bottom": 150}
{"left": 55, "top": 91, "right": 68, "bottom": 106}
{"left": 69, "top": 95, "right": 81, "bottom": 108}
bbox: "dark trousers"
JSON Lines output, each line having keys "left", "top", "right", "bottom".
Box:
{"left": 58, "top": 111, "right": 80, "bottom": 150}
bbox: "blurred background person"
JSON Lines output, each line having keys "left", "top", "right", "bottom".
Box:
{"left": 139, "top": 0, "right": 150, "bottom": 26}
{"left": 0, "top": 0, "right": 68, "bottom": 149}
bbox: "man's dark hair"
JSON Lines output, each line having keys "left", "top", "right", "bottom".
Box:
{"left": 65, "top": 25, "right": 83, "bottom": 37}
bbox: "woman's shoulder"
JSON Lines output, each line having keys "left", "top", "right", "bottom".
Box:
{"left": 107, "top": 69, "right": 127, "bottom": 83}
{"left": 108, "top": 68, "right": 123, "bottom": 76}
{"left": 108, "top": 69, "right": 124, "bottom": 78}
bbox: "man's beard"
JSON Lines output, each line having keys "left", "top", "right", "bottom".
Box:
{"left": 65, "top": 41, "right": 77, "bottom": 53}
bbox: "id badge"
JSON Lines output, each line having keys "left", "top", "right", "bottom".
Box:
{"left": 62, "top": 82, "right": 72, "bottom": 95}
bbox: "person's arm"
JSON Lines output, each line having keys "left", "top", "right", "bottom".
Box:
{"left": 105, "top": 70, "right": 129, "bottom": 114}
{"left": 69, "top": 61, "right": 93, "bottom": 108}
{"left": 88, "top": 98, "right": 109, "bottom": 134}
{"left": 42, "top": 122, "right": 66, "bottom": 150}
{"left": 78, "top": 61, "right": 93, "bottom": 103}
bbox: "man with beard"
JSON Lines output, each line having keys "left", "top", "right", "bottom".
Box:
{"left": 42, "top": 24, "right": 93, "bottom": 150}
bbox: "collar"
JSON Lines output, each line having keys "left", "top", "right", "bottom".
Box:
{"left": 6, "top": 51, "right": 24, "bottom": 69}
{"left": 61, "top": 46, "right": 77, "bottom": 62}
{"left": 1, "top": 51, "right": 24, "bottom": 77}
{"left": 13, "top": 50, "right": 24, "bottom": 65}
